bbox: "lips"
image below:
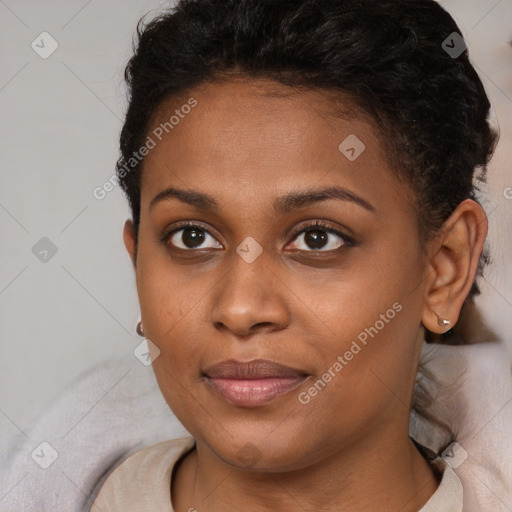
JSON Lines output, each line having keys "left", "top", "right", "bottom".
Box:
{"left": 203, "top": 359, "right": 309, "bottom": 407}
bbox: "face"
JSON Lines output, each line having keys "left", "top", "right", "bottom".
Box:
{"left": 126, "top": 78, "right": 430, "bottom": 471}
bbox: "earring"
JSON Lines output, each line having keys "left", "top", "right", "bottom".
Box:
{"left": 136, "top": 320, "right": 145, "bottom": 337}
{"left": 436, "top": 315, "right": 451, "bottom": 328}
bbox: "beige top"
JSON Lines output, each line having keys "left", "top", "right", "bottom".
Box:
{"left": 91, "top": 436, "right": 463, "bottom": 511}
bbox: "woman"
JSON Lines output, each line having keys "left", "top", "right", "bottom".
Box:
{"left": 92, "top": 0, "right": 499, "bottom": 510}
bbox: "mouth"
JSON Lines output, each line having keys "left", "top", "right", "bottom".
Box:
{"left": 203, "top": 359, "right": 309, "bottom": 407}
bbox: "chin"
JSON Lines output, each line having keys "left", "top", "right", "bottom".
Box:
{"left": 196, "top": 427, "right": 317, "bottom": 473}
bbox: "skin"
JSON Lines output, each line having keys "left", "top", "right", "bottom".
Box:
{"left": 123, "top": 77, "right": 488, "bottom": 511}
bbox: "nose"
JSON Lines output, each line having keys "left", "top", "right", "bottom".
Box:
{"left": 209, "top": 248, "right": 290, "bottom": 338}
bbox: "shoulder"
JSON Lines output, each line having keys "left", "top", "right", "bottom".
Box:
{"left": 91, "top": 436, "right": 196, "bottom": 512}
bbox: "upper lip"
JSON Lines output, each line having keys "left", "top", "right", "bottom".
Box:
{"left": 203, "top": 359, "right": 308, "bottom": 379}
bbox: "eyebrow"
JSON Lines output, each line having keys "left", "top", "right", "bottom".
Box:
{"left": 149, "top": 185, "right": 376, "bottom": 214}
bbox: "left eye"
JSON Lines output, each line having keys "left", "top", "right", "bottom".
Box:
{"left": 287, "top": 224, "right": 348, "bottom": 252}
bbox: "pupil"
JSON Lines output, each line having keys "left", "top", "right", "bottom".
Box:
{"left": 306, "top": 230, "right": 327, "bottom": 249}
{"left": 183, "top": 228, "right": 205, "bottom": 248}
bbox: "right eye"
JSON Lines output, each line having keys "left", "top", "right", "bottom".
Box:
{"left": 161, "top": 221, "right": 223, "bottom": 251}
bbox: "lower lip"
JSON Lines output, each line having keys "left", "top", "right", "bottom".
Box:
{"left": 205, "top": 376, "right": 307, "bottom": 406}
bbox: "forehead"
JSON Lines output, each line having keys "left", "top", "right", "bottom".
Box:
{"left": 140, "top": 78, "right": 412, "bottom": 217}
{"left": 144, "top": 78, "right": 373, "bottom": 166}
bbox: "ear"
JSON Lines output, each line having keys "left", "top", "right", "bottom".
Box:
{"left": 421, "top": 199, "right": 488, "bottom": 334}
{"left": 123, "top": 219, "right": 137, "bottom": 269}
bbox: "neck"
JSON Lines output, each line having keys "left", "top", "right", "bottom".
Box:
{"left": 172, "top": 424, "right": 440, "bottom": 512}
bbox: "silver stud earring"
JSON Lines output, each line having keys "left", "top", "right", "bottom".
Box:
{"left": 437, "top": 317, "right": 451, "bottom": 327}
{"left": 136, "top": 320, "right": 145, "bottom": 337}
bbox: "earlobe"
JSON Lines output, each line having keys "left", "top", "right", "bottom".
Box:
{"left": 421, "top": 199, "right": 487, "bottom": 334}
{"left": 123, "top": 219, "right": 137, "bottom": 268}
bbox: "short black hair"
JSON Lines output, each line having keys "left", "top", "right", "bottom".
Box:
{"left": 117, "top": 0, "right": 497, "bottom": 319}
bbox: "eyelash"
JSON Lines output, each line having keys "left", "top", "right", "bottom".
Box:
{"left": 288, "top": 220, "right": 355, "bottom": 249}
{"left": 160, "top": 220, "right": 355, "bottom": 252}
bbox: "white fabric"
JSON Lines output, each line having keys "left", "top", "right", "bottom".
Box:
{"left": 410, "top": 341, "right": 512, "bottom": 511}
{"left": 1, "top": 340, "right": 511, "bottom": 511}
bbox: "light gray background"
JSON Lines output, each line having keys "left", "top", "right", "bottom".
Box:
{"left": 1, "top": 0, "right": 511, "bottom": 438}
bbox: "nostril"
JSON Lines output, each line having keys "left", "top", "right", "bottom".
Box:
{"left": 251, "top": 322, "right": 273, "bottom": 330}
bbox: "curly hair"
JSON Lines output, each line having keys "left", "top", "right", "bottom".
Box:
{"left": 117, "top": 0, "right": 498, "bottom": 346}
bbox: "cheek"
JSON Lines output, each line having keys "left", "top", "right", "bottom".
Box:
{"left": 135, "top": 242, "right": 202, "bottom": 341}
{"left": 292, "top": 305, "right": 419, "bottom": 448}
{"left": 298, "top": 241, "right": 424, "bottom": 409}
{"left": 135, "top": 251, "right": 216, "bottom": 373}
